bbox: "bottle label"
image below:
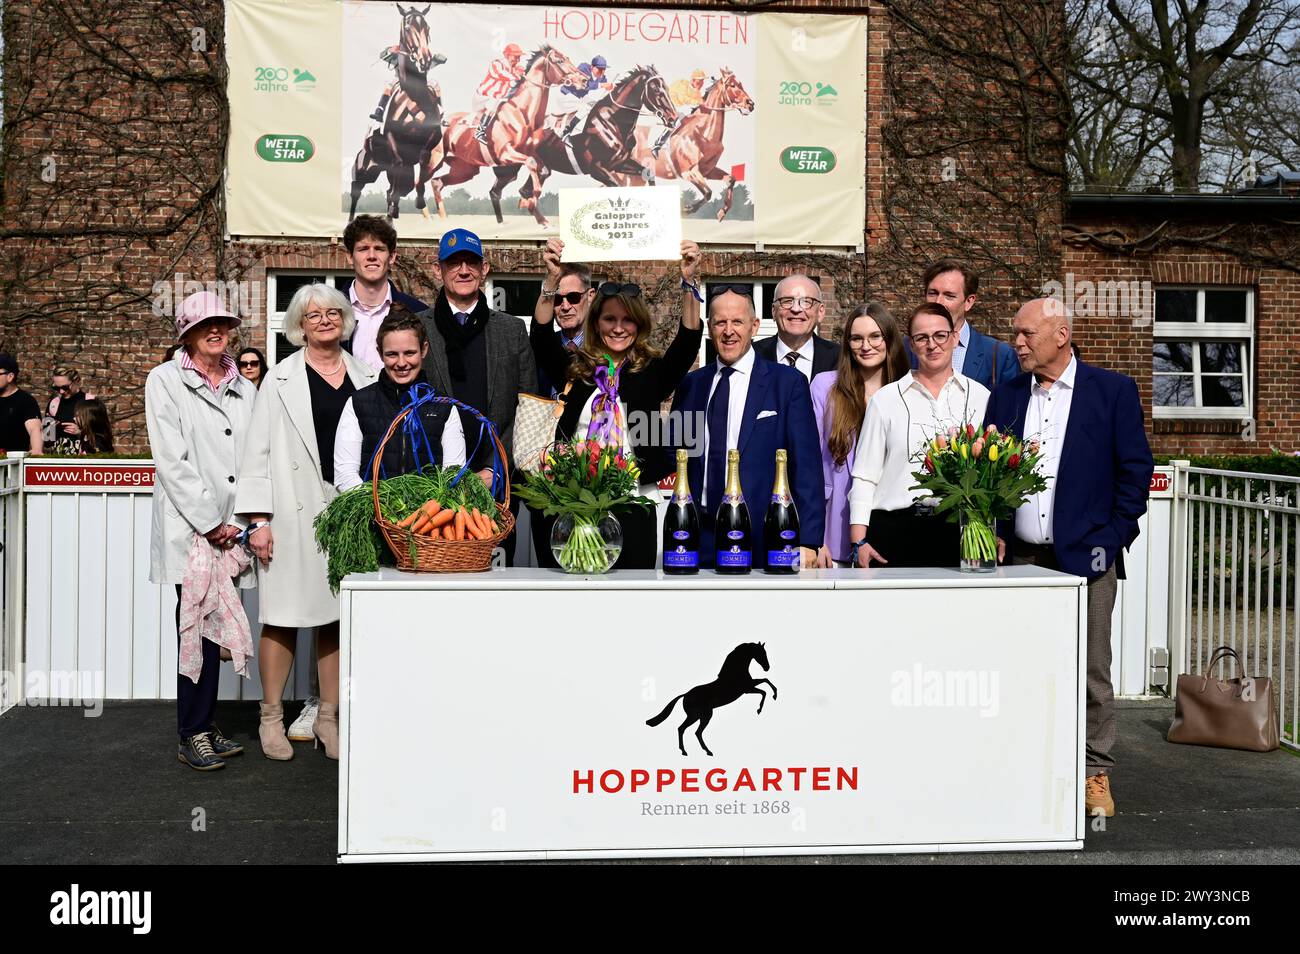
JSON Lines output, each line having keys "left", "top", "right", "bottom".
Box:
{"left": 725, "top": 530, "right": 745, "bottom": 541}
{"left": 717, "top": 548, "right": 751, "bottom": 569}
{"left": 771, "top": 494, "right": 792, "bottom": 505}
{"left": 779, "top": 529, "right": 797, "bottom": 541}
{"left": 674, "top": 493, "right": 694, "bottom": 504}
{"left": 664, "top": 549, "right": 699, "bottom": 569}
{"left": 768, "top": 548, "right": 801, "bottom": 568}
{"left": 724, "top": 493, "right": 744, "bottom": 505}
{"left": 671, "top": 530, "right": 691, "bottom": 541}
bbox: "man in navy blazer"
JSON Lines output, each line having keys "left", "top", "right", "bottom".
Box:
{"left": 986, "top": 297, "right": 1153, "bottom": 819}
{"left": 671, "top": 287, "right": 825, "bottom": 570}
{"left": 752, "top": 274, "right": 838, "bottom": 381}
{"left": 910, "top": 258, "right": 1019, "bottom": 390}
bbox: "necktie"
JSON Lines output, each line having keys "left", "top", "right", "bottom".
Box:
{"left": 705, "top": 366, "right": 735, "bottom": 509}
{"left": 784, "top": 352, "right": 799, "bottom": 368}
{"left": 456, "top": 312, "right": 470, "bottom": 326}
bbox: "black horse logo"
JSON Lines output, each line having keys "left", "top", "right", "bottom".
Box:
{"left": 646, "top": 642, "right": 777, "bottom": 757}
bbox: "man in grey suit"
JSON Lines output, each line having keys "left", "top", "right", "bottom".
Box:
{"left": 420, "top": 227, "right": 535, "bottom": 561}
{"left": 752, "top": 274, "right": 838, "bottom": 382}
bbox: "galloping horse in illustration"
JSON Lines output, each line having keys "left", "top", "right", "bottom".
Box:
{"left": 646, "top": 643, "right": 777, "bottom": 757}
{"left": 425, "top": 45, "right": 586, "bottom": 226}
{"left": 347, "top": 4, "right": 444, "bottom": 221}
{"left": 514, "top": 65, "right": 678, "bottom": 215}
{"left": 629, "top": 69, "right": 755, "bottom": 221}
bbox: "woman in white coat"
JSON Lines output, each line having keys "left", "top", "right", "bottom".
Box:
{"left": 235, "top": 284, "right": 378, "bottom": 761}
{"left": 146, "top": 291, "right": 257, "bottom": 772}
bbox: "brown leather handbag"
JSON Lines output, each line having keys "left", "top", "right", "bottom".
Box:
{"left": 1167, "top": 647, "right": 1279, "bottom": 752}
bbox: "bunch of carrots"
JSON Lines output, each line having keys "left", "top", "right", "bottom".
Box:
{"left": 395, "top": 499, "right": 498, "bottom": 541}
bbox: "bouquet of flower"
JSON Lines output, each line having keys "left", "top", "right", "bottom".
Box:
{"left": 514, "top": 439, "right": 652, "bottom": 572}
{"left": 909, "top": 423, "right": 1048, "bottom": 570}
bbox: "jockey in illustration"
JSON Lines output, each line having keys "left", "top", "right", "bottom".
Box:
{"left": 559, "top": 54, "right": 613, "bottom": 138}
{"left": 368, "top": 42, "right": 447, "bottom": 136}
{"left": 473, "top": 42, "right": 526, "bottom": 144}
{"left": 654, "top": 68, "right": 706, "bottom": 155}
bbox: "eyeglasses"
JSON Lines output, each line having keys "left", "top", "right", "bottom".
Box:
{"left": 706, "top": 283, "right": 754, "bottom": 300}
{"left": 304, "top": 308, "right": 344, "bottom": 325}
{"left": 775, "top": 296, "right": 822, "bottom": 310}
{"left": 54, "top": 384, "right": 74, "bottom": 393}
{"left": 597, "top": 282, "right": 642, "bottom": 298}
{"left": 910, "top": 331, "right": 952, "bottom": 348}
{"left": 238, "top": 360, "right": 262, "bottom": 369}
{"left": 552, "top": 291, "right": 588, "bottom": 306}
{"left": 849, "top": 332, "right": 885, "bottom": 348}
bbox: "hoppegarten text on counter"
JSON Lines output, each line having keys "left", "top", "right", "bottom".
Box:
{"left": 573, "top": 765, "right": 860, "bottom": 794}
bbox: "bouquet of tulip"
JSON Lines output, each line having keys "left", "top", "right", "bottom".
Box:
{"left": 514, "top": 439, "right": 652, "bottom": 573}
{"left": 909, "top": 423, "right": 1048, "bottom": 571}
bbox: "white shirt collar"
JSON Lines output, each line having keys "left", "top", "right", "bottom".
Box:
{"left": 775, "top": 336, "right": 815, "bottom": 364}
{"left": 1034, "top": 354, "right": 1077, "bottom": 392}
{"left": 349, "top": 280, "right": 392, "bottom": 313}
{"left": 956, "top": 321, "right": 971, "bottom": 348}
{"left": 717, "top": 344, "right": 756, "bottom": 378}
{"left": 899, "top": 369, "right": 969, "bottom": 396}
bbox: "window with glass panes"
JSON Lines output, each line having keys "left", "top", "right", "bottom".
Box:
{"left": 1152, "top": 287, "right": 1253, "bottom": 420}
{"left": 486, "top": 276, "right": 543, "bottom": 323}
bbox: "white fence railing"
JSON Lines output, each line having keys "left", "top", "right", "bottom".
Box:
{"left": 1175, "top": 463, "right": 1300, "bottom": 752}
{"left": 0, "top": 458, "right": 23, "bottom": 715}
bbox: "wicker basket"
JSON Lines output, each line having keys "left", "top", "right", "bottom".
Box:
{"left": 371, "top": 397, "right": 514, "bottom": 573}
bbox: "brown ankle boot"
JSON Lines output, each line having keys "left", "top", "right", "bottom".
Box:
{"left": 314, "top": 702, "right": 339, "bottom": 760}
{"left": 259, "top": 702, "right": 294, "bottom": 761}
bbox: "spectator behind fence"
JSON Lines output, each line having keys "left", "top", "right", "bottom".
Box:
{"left": 74, "top": 398, "right": 115, "bottom": 454}
{"left": 237, "top": 347, "right": 267, "bottom": 388}
{"left": 44, "top": 367, "right": 94, "bottom": 447}
{"left": 145, "top": 291, "right": 256, "bottom": 772}
{"left": 235, "top": 283, "right": 378, "bottom": 762}
{"left": 0, "top": 354, "right": 42, "bottom": 454}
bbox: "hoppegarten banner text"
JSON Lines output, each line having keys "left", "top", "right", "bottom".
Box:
{"left": 224, "top": 1, "right": 866, "bottom": 246}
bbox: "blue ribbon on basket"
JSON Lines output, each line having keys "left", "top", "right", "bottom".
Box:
{"left": 365, "top": 383, "right": 507, "bottom": 501}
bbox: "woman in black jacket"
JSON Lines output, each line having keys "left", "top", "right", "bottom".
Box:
{"left": 529, "top": 239, "right": 702, "bottom": 569}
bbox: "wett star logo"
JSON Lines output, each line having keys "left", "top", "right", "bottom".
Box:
{"left": 49, "top": 884, "right": 151, "bottom": 934}
{"left": 646, "top": 642, "right": 777, "bottom": 756}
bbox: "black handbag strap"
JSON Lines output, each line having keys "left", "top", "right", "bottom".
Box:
{"left": 1205, "top": 645, "right": 1243, "bottom": 673}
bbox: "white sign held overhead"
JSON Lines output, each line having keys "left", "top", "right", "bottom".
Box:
{"left": 559, "top": 186, "right": 683, "bottom": 262}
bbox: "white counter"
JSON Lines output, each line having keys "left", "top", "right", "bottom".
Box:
{"left": 338, "top": 566, "right": 1087, "bottom": 862}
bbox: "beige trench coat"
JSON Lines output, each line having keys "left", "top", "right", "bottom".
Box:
{"left": 146, "top": 356, "right": 257, "bottom": 587}
{"left": 234, "top": 350, "right": 377, "bottom": 627}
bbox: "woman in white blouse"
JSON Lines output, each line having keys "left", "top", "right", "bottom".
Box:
{"left": 847, "top": 302, "right": 990, "bottom": 568}
{"left": 334, "top": 308, "right": 466, "bottom": 492}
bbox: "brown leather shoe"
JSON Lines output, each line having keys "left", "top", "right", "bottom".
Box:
{"left": 314, "top": 701, "right": 339, "bottom": 760}
{"left": 258, "top": 702, "right": 294, "bottom": 761}
{"left": 1085, "top": 773, "right": 1115, "bottom": 817}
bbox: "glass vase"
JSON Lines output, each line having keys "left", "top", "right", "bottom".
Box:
{"left": 959, "top": 508, "right": 997, "bottom": 573}
{"left": 550, "top": 511, "right": 623, "bottom": 574}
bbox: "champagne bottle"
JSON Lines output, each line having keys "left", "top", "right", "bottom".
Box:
{"left": 662, "top": 449, "right": 700, "bottom": 574}
{"left": 764, "top": 448, "right": 800, "bottom": 573}
{"left": 714, "top": 449, "right": 751, "bottom": 574}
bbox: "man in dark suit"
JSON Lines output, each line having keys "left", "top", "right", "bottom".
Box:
{"left": 753, "top": 274, "right": 838, "bottom": 382}
{"left": 914, "top": 258, "right": 1019, "bottom": 390}
{"left": 420, "top": 227, "right": 536, "bottom": 561}
{"left": 339, "top": 215, "right": 428, "bottom": 369}
{"left": 986, "top": 296, "right": 1153, "bottom": 819}
{"left": 671, "top": 287, "right": 824, "bottom": 570}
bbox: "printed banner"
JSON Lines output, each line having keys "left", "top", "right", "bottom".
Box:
{"left": 224, "top": 1, "right": 866, "bottom": 247}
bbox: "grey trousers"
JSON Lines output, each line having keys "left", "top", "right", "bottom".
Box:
{"left": 1015, "top": 551, "right": 1118, "bottom": 776}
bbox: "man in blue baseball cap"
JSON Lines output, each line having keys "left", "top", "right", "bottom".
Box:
{"left": 424, "top": 228, "right": 535, "bottom": 562}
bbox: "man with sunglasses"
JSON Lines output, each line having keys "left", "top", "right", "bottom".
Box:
{"left": 670, "top": 285, "right": 825, "bottom": 570}
{"left": 534, "top": 239, "right": 595, "bottom": 396}
{"left": 754, "top": 275, "right": 837, "bottom": 382}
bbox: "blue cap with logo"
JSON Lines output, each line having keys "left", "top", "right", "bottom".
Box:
{"left": 438, "top": 227, "right": 484, "bottom": 262}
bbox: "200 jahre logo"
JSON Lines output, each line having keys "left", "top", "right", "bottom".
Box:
{"left": 570, "top": 196, "right": 666, "bottom": 252}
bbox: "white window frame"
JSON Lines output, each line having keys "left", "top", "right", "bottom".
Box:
{"left": 265, "top": 271, "right": 354, "bottom": 367}
{"left": 1152, "top": 286, "right": 1254, "bottom": 422}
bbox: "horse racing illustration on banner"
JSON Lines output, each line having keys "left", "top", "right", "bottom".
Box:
{"left": 341, "top": 2, "right": 758, "bottom": 227}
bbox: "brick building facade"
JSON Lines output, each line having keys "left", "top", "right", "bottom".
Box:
{"left": 2, "top": 0, "right": 1294, "bottom": 456}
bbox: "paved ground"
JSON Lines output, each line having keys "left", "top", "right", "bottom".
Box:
{"left": 1, "top": 698, "right": 1296, "bottom": 864}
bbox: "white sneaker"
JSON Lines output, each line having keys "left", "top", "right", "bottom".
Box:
{"left": 287, "top": 696, "right": 320, "bottom": 742}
